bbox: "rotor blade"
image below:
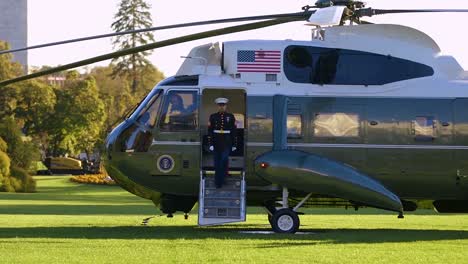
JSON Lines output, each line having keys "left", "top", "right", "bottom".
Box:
{"left": 357, "top": 8, "right": 468, "bottom": 18}
{"left": 0, "top": 11, "right": 313, "bottom": 56}
{"left": 0, "top": 18, "right": 299, "bottom": 87}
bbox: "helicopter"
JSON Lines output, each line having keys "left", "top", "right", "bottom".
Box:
{"left": 2, "top": 0, "right": 468, "bottom": 233}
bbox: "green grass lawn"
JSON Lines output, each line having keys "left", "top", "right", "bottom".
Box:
{"left": 0, "top": 176, "right": 467, "bottom": 264}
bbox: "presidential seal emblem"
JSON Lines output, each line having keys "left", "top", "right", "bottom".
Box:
{"left": 157, "top": 155, "right": 175, "bottom": 173}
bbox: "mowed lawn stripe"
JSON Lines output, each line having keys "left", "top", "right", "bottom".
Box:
{"left": 0, "top": 176, "right": 466, "bottom": 264}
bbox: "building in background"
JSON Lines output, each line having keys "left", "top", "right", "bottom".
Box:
{"left": 0, "top": 0, "right": 28, "bottom": 71}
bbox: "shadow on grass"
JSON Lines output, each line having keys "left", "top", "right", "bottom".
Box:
{"left": 0, "top": 194, "right": 148, "bottom": 204}
{"left": 0, "top": 205, "right": 157, "bottom": 215}
{"left": 0, "top": 225, "right": 466, "bottom": 244}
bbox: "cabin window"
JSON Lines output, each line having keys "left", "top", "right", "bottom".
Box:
{"left": 287, "top": 114, "right": 302, "bottom": 138}
{"left": 314, "top": 113, "right": 359, "bottom": 137}
{"left": 412, "top": 116, "right": 436, "bottom": 141}
{"left": 284, "top": 45, "right": 434, "bottom": 85}
{"left": 248, "top": 101, "right": 273, "bottom": 141}
{"left": 159, "top": 90, "right": 198, "bottom": 131}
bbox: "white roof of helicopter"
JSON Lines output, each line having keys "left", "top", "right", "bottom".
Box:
{"left": 172, "top": 24, "right": 468, "bottom": 98}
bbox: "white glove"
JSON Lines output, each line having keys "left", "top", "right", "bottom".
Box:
{"left": 209, "top": 146, "right": 214, "bottom": 151}
{"left": 232, "top": 147, "right": 237, "bottom": 152}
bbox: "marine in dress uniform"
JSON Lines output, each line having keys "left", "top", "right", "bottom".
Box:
{"left": 208, "top": 98, "right": 237, "bottom": 188}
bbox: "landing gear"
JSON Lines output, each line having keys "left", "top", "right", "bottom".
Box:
{"left": 265, "top": 188, "right": 312, "bottom": 234}
{"left": 270, "top": 208, "right": 300, "bottom": 233}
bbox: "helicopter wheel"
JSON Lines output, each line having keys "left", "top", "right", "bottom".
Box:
{"left": 270, "top": 208, "right": 300, "bottom": 234}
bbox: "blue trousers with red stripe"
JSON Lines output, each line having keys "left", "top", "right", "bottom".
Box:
{"left": 213, "top": 148, "right": 230, "bottom": 188}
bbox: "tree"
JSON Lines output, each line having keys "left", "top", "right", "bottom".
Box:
{"left": 0, "top": 117, "right": 40, "bottom": 170}
{"left": 0, "top": 41, "right": 23, "bottom": 119}
{"left": 0, "top": 137, "right": 10, "bottom": 183}
{"left": 111, "top": 0, "right": 156, "bottom": 93}
{"left": 0, "top": 41, "right": 23, "bottom": 81}
{"left": 0, "top": 118, "right": 38, "bottom": 193}
{"left": 15, "top": 80, "right": 56, "bottom": 136}
{"left": 48, "top": 76, "right": 106, "bottom": 156}
{"left": 90, "top": 66, "right": 133, "bottom": 131}
{"left": 90, "top": 64, "right": 164, "bottom": 134}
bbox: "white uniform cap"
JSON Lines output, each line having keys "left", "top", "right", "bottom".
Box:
{"left": 215, "top": 97, "right": 229, "bottom": 104}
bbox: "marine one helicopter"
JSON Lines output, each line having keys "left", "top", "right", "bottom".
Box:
{"left": 2, "top": 0, "right": 468, "bottom": 233}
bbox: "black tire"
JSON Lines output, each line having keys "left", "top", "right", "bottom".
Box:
{"left": 265, "top": 204, "right": 276, "bottom": 226}
{"left": 270, "top": 208, "right": 300, "bottom": 234}
{"left": 267, "top": 214, "right": 273, "bottom": 226}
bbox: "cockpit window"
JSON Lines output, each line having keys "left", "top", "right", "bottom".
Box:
{"left": 116, "top": 90, "right": 162, "bottom": 153}
{"left": 137, "top": 90, "right": 163, "bottom": 128}
{"left": 159, "top": 90, "right": 198, "bottom": 131}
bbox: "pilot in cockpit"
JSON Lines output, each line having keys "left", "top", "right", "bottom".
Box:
{"left": 161, "top": 93, "right": 198, "bottom": 130}
{"left": 167, "top": 94, "right": 186, "bottom": 117}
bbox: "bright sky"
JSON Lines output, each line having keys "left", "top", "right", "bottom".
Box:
{"left": 28, "top": 0, "right": 468, "bottom": 76}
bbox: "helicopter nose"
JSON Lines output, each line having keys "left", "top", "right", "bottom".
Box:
{"left": 105, "top": 120, "right": 129, "bottom": 160}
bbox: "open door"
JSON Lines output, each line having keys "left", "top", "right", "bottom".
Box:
{"left": 198, "top": 89, "right": 246, "bottom": 226}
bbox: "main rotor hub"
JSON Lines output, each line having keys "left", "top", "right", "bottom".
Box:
{"left": 315, "top": 0, "right": 366, "bottom": 10}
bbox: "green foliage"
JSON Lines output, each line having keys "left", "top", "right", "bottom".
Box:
{"left": 90, "top": 65, "right": 164, "bottom": 133}
{"left": 0, "top": 86, "right": 19, "bottom": 119}
{"left": 8, "top": 166, "right": 36, "bottom": 192}
{"left": 1, "top": 176, "right": 17, "bottom": 192}
{"left": 0, "top": 41, "right": 23, "bottom": 119}
{"left": 0, "top": 40, "right": 23, "bottom": 81}
{"left": 0, "top": 150, "right": 10, "bottom": 182}
{"left": 111, "top": 0, "right": 156, "bottom": 93}
{"left": 136, "top": 64, "right": 165, "bottom": 99}
{"left": 48, "top": 76, "right": 106, "bottom": 155}
{"left": 0, "top": 137, "right": 7, "bottom": 153}
{"left": 14, "top": 80, "right": 56, "bottom": 136}
{"left": 0, "top": 114, "right": 37, "bottom": 194}
{"left": 0, "top": 117, "right": 40, "bottom": 170}
{"left": 0, "top": 138, "right": 15, "bottom": 193}
{"left": 91, "top": 66, "right": 133, "bottom": 130}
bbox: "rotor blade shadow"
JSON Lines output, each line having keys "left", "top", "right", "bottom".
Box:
{"left": 0, "top": 204, "right": 157, "bottom": 215}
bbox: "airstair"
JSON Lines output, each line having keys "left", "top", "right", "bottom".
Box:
{"left": 198, "top": 170, "right": 246, "bottom": 226}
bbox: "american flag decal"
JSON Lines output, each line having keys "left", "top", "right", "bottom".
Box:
{"left": 237, "top": 50, "right": 281, "bottom": 73}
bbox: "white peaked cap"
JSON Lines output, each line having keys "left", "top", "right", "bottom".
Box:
{"left": 215, "top": 97, "right": 229, "bottom": 104}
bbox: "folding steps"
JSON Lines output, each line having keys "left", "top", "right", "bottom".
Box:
{"left": 198, "top": 170, "right": 246, "bottom": 226}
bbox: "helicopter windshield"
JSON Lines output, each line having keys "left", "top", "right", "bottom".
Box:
{"left": 116, "top": 89, "right": 163, "bottom": 153}
{"left": 128, "top": 89, "right": 162, "bottom": 121}
{"left": 135, "top": 90, "right": 163, "bottom": 128}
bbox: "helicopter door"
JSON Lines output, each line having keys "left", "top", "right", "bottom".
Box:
{"left": 201, "top": 89, "right": 246, "bottom": 169}
{"left": 198, "top": 89, "right": 246, "bottom": 226}
{"left": 151, "top": 89, "right": 200, "bottom": 182}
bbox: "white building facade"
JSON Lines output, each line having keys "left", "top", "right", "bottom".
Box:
{"left": 0, "top": 0, "right": 28, "bottom": 70}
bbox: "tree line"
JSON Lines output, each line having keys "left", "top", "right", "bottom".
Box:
{"left": 0, "top": 0, "right": 164, "bottom": 192}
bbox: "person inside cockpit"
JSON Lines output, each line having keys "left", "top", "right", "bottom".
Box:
{"left": 161, "top": 92, "right": 200, "bottom": 131}
{"left": 161, "top": 93, "right": 185, "bottom": 127}
{"left": 168, "top": 93, "right": 186, "bottom": 115}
